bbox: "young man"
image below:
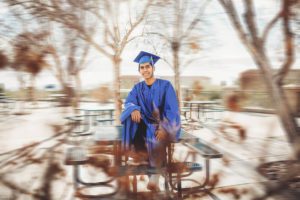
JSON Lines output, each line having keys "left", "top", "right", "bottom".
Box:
{"left": 120, "top": 51, "right": 181, "bottom": 191}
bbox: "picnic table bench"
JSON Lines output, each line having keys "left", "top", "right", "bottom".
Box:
{"left": 64, "top": 125, "right": 223, "bottom": 199}
{"left": 65, "top": 107, "right": 115, "bottom": 137}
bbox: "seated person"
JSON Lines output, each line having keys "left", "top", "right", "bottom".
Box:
{"left": 120, "top": 51, "right": 181, "bottom": 191}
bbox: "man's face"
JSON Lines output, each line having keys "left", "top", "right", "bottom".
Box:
{"left": 139, "top": 62, "right": 154, "bottom": 79}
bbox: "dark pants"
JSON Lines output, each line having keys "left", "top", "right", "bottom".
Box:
{"left": 133, "top": 120, "right": 166, "bottom": 168}
{"left": 132, "top": 120, "right": 148, "bottom": 158}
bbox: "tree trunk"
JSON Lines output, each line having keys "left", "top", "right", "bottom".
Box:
{"left": 74, "top": 74, "right": 81, "bottom": 109}
{"left": 29, "top": 75, "right": 36, "bottom": 105}
{"left": 113, "top": 56, "right": 122, "bottom": 125}
{"left": 261, "top": 66, "right": 299, "bottom": 159}
{"left": 251, "top": 52, "right": 300, "bottom": 159}
{"left": 172, "top": 42, "right": 182, "bottom": 108}
{"left": 174, "top": 52, "right": 181, "bottom": 107}
{"left": 17, "top": 73, "right": 26, "bottom": 112}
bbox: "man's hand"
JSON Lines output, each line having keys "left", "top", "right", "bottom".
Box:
{"left": 131, "top": 110, "right": 141, "bottom": 123}
{"left": 155, "top": 129, "right": 167, "bottom": 141}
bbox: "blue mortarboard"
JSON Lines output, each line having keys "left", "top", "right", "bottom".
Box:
{"left": 134, "top": 51, "right": 160, "bottom": 66}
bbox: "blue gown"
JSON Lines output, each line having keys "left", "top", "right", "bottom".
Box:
{"left": 120, "top": 79, "right": 181, "bottom": 166}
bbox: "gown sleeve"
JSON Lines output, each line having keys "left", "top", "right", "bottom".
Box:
{"left": 120, "top": 85, "right": 141, "bottom": 150}
{"left": 120, "top": 85, "right": 141, "bottom": 123}
{"left": 161, "top": 82, "right": 181, "bottom": 140}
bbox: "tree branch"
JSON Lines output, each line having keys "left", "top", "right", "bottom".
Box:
{"left": 77, "top": 42, "right": 91, "bottom": 72}
{"left": 218, "top": 0, "right": 256, "bottom": 54}
{"left": 243, "top": 0, "right": 260, "bottom": 47}
{"left": 146, "top": 31, "right": 172, "bottom": 43}
{"left": 126, "top": 34, "right": 144, "bottom": 44}
{"left": 160, "top": 56, "right": 173, "bottom": 70}
{"left": 119, "top": 0, "right": 153, "bottom": 54}
{"left": 180, "top": 0, "right": 210, "bottom": 41}
{"left": 262, "top": 11, "right": 282, "bottom": 45}
{"left": 274, "top": 0, "right": 295, "bottom": 85}
{"left": 180, "top": 57, "right": 204, "bottom": 73}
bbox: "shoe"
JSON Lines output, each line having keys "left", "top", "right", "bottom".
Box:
{"left": 147, "top": 182, "right": 161, "bottom": 192}
{"left": 147, "top": 174, "right": 160, "bottom": 192}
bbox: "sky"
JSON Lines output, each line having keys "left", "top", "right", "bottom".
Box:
{"left": 0, "top": 0, "right": 299, "bottom": 90}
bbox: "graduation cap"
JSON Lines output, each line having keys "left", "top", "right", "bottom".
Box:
{"left": 134, "top": 51, "right": 160, "bottom": 66}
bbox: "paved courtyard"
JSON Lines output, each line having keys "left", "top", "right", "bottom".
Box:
{"left": 0, "top": 101, "right": 297, "bottom": 199}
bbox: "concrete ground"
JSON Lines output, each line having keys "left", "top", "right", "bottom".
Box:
{"left": 0, "top": 101, "right": 297, "bottom": 200}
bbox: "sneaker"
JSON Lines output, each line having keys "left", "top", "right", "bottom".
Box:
{"left": 147, "top": 174, "right": 160, "bottom": 192}
{"left": 147, "top": 182, "right": 161, "bottom": 192}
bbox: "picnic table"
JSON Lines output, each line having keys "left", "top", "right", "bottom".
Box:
{"left": 65, "top": 125, "right": 223, "bottom": 199}
{"left": 48, "top": 93, "right": 67, "bottom": 106}
{"left": 182, "top": 100, "right": 223, "bottom": 122}
{"left": 77, "top": 106, "right": 115, "bottom": 125}
{"left": 0, "top": 93, "right": 15, "bottom": 113}
{"left": 66, "top": 106, "right": 115, "bottom": 136}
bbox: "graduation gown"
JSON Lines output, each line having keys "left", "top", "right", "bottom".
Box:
{"left": 120, "top": 79, "right": 181, "bottom": 164}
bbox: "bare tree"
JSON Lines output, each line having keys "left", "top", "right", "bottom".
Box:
{"left": 4, "top": 0, "right": 154, "bottom": 123}
{"left": 144, "top": 0, "right": 208, "bottom": 105}
{"left": 217, "top": 0, "right": 300, "bottom": 159}
{"left": 3, "top": 1, "right": 93, "bottom": 108}
{"left": 11, "top": 31, "right": 51, "bottom": 104}
{"left": 47, "top": 25, "right": 92, "bottom": 108}
{"left": 88, "top": 0, "right": 153, "bottom": 123}
{"left": 217, "top": 1, "right": 300, "bottom": 198}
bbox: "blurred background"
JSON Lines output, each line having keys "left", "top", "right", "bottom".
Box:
{"left": 0, "top": 0, "right": 298, "bottom": 111}
{"left": 0, "top": 0, "right": 299, "bottom": 199}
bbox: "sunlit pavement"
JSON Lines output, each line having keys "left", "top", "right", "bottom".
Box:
{"left": 0, "top": 102, "right": 296, "bottom": 199}
{"left": 183, "top": 111, "right": 294, "bottom": 199}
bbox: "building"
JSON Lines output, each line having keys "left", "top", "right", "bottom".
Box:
{"left": 120, "top": 75, "right": 141, "bottom": 89}
{"left": 240, "top": 69, "right": 300, "bottom": 91}
{"left": 120, "top": 75, "right": 211, "bottom": 89}
{"left": 238, "top": 69, "right": 300, "bottom": 114}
